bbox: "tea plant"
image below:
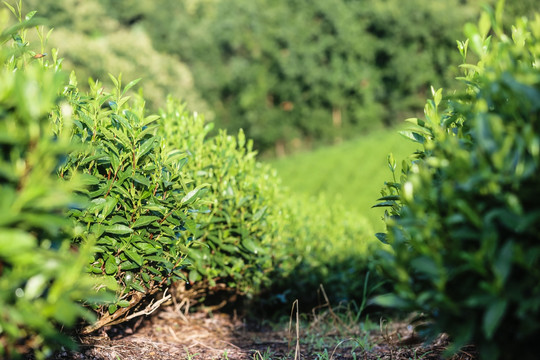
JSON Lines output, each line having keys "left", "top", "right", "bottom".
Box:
{"left": 58, "top": 76, "right": 207, "bottom": 331}
{"left": 267, "top": 194, "right": 383, "bottom": 310}
{"left": 0, "top": 5, "right": 110, "bottom": 358}
{"left": 375, "top": 5, "right": 540, "bottom": 359}
{"left": 159, "top": 98, "right": 280, "bottom": 295}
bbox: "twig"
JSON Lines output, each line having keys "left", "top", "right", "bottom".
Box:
{"left": 116, "top": 288, "right": 171, "bottom": 324}
{"left": 318, "top": 284, "right": 351, "bottom": 332}
{"left": 288, "top": 299, "right": 301, "bottom": 360}
{"left": 168, "top": 326, "right": 180, "bottom": 342}
{"left": 216, "top": 339, "right": 241, "bottom": 349}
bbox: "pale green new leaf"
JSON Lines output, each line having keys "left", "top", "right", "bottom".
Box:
{"left": 104, "top": 224, "right": 133, "bottom": 235}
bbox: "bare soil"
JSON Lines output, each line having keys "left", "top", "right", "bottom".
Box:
{"left": 48, "top": 305, "right": 478, "bottom": 360}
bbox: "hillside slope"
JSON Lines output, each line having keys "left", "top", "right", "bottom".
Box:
{"left": 269, "top": 126, "right": 418, "bottom": 231}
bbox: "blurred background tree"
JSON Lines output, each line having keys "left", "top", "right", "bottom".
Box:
{"left": 144, "top": 0, "right": 479, "bottom": 155}
{"left": 23, "top": 0, "right": 207, "bottom": 112}
{"left": 21, "top": 0, "right": 538, "bottom": 156}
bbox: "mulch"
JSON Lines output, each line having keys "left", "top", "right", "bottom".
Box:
{"left": 47, "top": 303, "right": 478, "bottom": 360}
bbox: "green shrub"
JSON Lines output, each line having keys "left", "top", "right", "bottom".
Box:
{"left": 58, "top": 76, "right": 208, "bottom": 332}
{"left": 158, "top": 98, "right": 281, "bottom": 297}
{"left": 374, "top": 7, "right": 540, "bottom": 359}
{"left": 158, "top": 98, "right": 386, "bottom": 311}
{"left": 266, "top": 194, "right": 383, "bottom": 311}
{"left": 0, "top": 8, "right": 109, "bottom": 358}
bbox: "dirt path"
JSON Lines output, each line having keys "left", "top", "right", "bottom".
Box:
{"left": 50, "top": 306, "right": 477, "bottom": 360}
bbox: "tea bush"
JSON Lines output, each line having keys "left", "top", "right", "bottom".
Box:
{"left": 158, "top": 98, "right": 384, "bottom": 309}
{"left": 58, "top": 76, "right": 209, "bottom": 332}
{"left": 0, "top": 8, "right": 110, "bottom": 358}
{"left": 158, "top": 98, "right": 281, "bottom": 297}
{"left": 374, "top": 7, "right": 540, "bottom": 360}
{"left": 56, "top": 36, "right": 289, "bottom": 330}
{"left": 266, "top": 194, "right": 383, "bottom": 311}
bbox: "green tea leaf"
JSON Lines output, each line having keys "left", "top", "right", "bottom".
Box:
{"left": 122, "top": 78, "right": 142, "bottom": 96}
{"left": 483, "top": 300, "right": 507, "bottom": 339}
{"left": 181, "top": 187, "right": 200, "bottom": 205}
{"left": 130, "top": 282, "right": 146, "bottom": 293}
{"left": 80, "top": 174, "right": 101, "bottom": 185}
{"left": 132, "top": 216, "right": 159, "bottom": 228}
{"left": 375, "top": 233, "right": 389, "bottom": 244}
{"left": 134, "top": 242, "right": 158, "bottom": 255}
{"left": 104, "top": 257, "right": 117, "bottom": 275}
{"left": 137, "top": 137, "right": 155, "bottom": 159}
{"left": 124, "top": 248, "right": 143, "bottom": 266}
{"left": 377, "top": 195, "right": 400, "bottom": 201}
{"left": 372, "top": 201, "right": 397, "bottom": 208}
{"left": 104, "top": 224, "right": 133, "bottom": 235}
{"left": 101, "top": 196, "right": 118, "bottom": 219}
{"left": 117, "top": 300, "right": 130, "bottom": 308}
{"left": 108, "top": 304, "right": 118, "bottom": 314}
{"left": 252, "top": 206, "right": 267, "bottom": 222}
{"left": 399, "top": 130, "right": 426, "bottom": 144}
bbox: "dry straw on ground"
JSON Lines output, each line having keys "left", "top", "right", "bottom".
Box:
{"left": 48, "top": 297, "right": 478, "bottom": 360}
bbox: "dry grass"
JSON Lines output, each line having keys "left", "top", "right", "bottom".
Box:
{"left": 45, "top": 296, "right": 478, "bottom": 360}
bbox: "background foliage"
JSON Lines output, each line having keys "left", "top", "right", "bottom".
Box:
{"left": 14, "top": 0, "right": 540, "bottom": 156}
{"left": 271, "top": 126, "right": 419, "bottom": 231}
{"left": 144, "top": 0, "right": 479, "bottom": 155}
{"left": 22, "top": 0, "right": 207, "bottom": 112}
{"left": 374, "top": 7, "right": 540, "bottom": 360}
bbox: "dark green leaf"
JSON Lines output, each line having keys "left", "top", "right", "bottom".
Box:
{"left": 377, "top": 195, "right": 400, "bottom": 201}
{"left": 133, "top": 174, "right": 151, "bottom": 188}
{"left": 130, "top": 282, "right": 146, "bottom": 293}
{"left": 124, "top": 248, "right": 143, "bottom": 266}
{"left": 108, "top": 304, "right": 118, "bottom": 314}
{"left": 132, "top": 216, "right": 159, "bottom": 228}
{"left": 375, "top": 233, "right": 389, "bottom": 244}
{"left": 483, "top": 300, "right": 507, "bottom": 339}
{"left": 372, "top": 201, "right": 397, "bottom": 208}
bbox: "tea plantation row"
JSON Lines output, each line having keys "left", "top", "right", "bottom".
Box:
{"left": 1, "top": 3, "right": 540, "bottom": 360}
{"left": 0, "top": 5, "right": 378, "bottom": 358}
{"left": 374, "top": 7, "right": 540, "bottom": 360}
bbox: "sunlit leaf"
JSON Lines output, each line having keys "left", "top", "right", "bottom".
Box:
{"left": 104, "top": 224, "right": 133, "bottom": 235}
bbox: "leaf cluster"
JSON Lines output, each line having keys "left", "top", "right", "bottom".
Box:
{"left": 0, "top": 5, "right": 112, "bottom": 358}
{"left": 158, "top": 98, "right": 280, "bottom": 294}
{"left": 374, "top": 6, "right": 540, "bottom": 360}
{"left": 57, "top": 74, "right": 207, "bottom": 327}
